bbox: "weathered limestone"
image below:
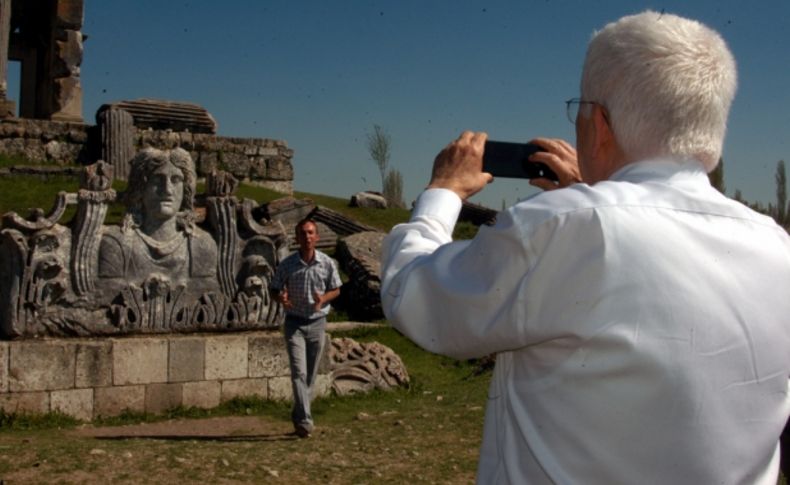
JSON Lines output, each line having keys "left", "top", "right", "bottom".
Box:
{"left": 335, "top": 231, "right": 385, "bottom": 321}
{"left": 8, "top": 341, "right": 76, "bottom": 391}
{"left": 0, "top": 0, "right": 14, "bottom": 118}
{"left": 9, "top": 0, "right": 85, "bottom": 122}
{"left": 113, "top": 338, "right": 168, "bottom": 385}
{"left": 221, "top": 378, "right": 267, "bottom": 402}
{"left": 168, "top": 338, "right": 205, "bottom": 383}
{"left": 310, "top": 205, "right": 379, "bottom": 237}
{"left": 97, "top": 99, "right": 218, "bottom": 135}
{"left": 182, "top": 381, "right": 221, "bottom": 409}
{"left": 460, "top": 200, "right": 498, "bottom": 226}
{"left": 0, "top": 391, "right": 49, "bottom": 414}
{"left": 205, "top": 336, "right": 249, "bottom": 380}
{"left": 51, "top": 388, "right": 92, "bottom": 421}
{"left": 98, "top": 107, "right": 135, "bottom": 181}
{"left": 350, "top": 191, "right": 388, "bottom": 209}
{"left": 0, "top": 331, "right": 408, "bottom": 420}
{"left": 268, "top": 376, "right": 293, "bottom": 401}
{"left": 0, "top": 118, "right": 295, "bottom": 193}
{"left": 94, "top": 385, "right": 145, "bottom": 417}
{"left": 0, "top": 149, "right": 288, "bottom": 338}
{"left": 145, "top": 383, "right": 183, "bottom": 414}
{"left": 248, "top": 335, "right": 290, "bottom": 378}
{"left": 0, "top": 341, "right": 7, "bottom": 392}
{"left": 329, "top": 337, "right": 410, "bottom": 396}
{"left": 75, "top": 341, "right": 112, "bottom": 388}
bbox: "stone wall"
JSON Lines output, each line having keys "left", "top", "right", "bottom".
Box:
{"left": 0, "top": 119, "right": 294, "bottom": 193}
{"left": 0, "top": 331, "right": 330, "bottom": 421}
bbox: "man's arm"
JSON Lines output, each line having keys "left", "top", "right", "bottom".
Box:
{"left": 380, "top": 132, "right": 527, "bottom": 359}
{"left": 313, "top": 287, "right": 340, "bottom": 312}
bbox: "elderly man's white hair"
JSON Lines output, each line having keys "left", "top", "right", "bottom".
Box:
{"left": 581, "top": 11, "right": 737, "bottom": 172}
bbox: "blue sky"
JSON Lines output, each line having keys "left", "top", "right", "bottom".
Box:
{"left": 12, "top": 0, "right": 789, "bottom": 209}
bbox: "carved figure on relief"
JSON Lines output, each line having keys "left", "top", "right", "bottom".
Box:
{"left": 97, "top": 148, "right": 219, "bottom": 299}
{"left": 0, "top": 147, "right": 288, "bottom": 338}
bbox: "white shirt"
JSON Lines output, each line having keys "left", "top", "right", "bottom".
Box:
{"left": 381, "top": 159, "right": 790, "bottom": 484}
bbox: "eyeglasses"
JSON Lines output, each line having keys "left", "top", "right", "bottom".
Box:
{"left": 565, "top": 98, "right": 600, "bottom": 124}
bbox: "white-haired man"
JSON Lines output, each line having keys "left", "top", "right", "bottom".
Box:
{"left": 381, "top": 11, "right": 789, "bottom": 484}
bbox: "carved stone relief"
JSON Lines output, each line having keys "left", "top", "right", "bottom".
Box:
{"left": 329, "top": 337, "right": 410, "bottom": 396}
{"left": 0, "top": 147, "right": 288, "bottom": 338}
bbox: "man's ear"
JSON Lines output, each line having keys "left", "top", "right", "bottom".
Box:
{"left": 591, "top": 105, "right": 625, "bottom": 174}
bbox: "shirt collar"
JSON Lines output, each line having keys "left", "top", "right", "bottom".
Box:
{"left": 609, "top": 158, "right": 708, "bottom": 185}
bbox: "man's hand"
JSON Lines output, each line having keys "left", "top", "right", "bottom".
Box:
{"left": 276, "top": 288, "right": 293, "bottom": 309}
{"left": 312, "top": 288, "right": 340, "bottom": 312}
{"left": 428, "top": 131, "right": 494, "bottom": 200}
{"left": 527, "top": 138, "right": 581, "bottom": 190}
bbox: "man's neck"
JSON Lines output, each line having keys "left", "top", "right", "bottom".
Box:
{"left": 299, "top": 248, "right": 316, "bottom": 263}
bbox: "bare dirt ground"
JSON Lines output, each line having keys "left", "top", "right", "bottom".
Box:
{"left": 75, "top": 415, "right": 296, "bottom": 440}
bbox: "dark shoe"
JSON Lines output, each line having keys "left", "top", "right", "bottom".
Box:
{"left": 295, "top": 425, "right": 311, "bottom": 438}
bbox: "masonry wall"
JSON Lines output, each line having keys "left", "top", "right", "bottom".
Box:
{"left": 0, "top": 331, "right": 331, "bottom": 421}
{"left": 0, "top": 118, "right": 294, "bottom": 193}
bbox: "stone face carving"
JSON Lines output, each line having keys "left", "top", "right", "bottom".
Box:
{"left": 0, "top": 148, "right": 288, "bottom": 338}
{"left": 329, "top": 337, "right": 410, "bottom": 396}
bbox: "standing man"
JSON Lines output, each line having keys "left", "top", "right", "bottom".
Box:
{"left": 381, "top": 11, "right": 790, "bottom": 484}
{"left": 271, "top": 218, "right": 341, "bottom": 438}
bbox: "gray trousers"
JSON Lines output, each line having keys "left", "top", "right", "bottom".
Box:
{"left": 284, "top": 315, "right": 326, "bottom": 431}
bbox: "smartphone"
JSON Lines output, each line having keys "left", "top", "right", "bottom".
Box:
{"left": 483, "top": 141, "right": 558, "bottom": 181}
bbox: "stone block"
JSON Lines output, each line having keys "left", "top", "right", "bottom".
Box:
{"left": 219, "top": 151, "right": 249, "bottom": 178}
{"left": 168, "top": 338, "right": 205, "bottom": 382}
{"left": 205, "top": 335, "right": 248, "bottom": 380}
{"left": 112, "top": 338, "right": 168, "bottom": 385}
{"left": 0, "top": 342, "right": 8, "bottom": 393}
{"left": 145, "top": 383, "right": 183, "bottom": 414}
{"left": 76, "top": 341, "right": 112, "bottom": 388}
{"left": 94, "top": 385, "right": 145, "bottom": 417}
{"left": 318, "top": 334, "right": 333, "bottom": 374}
{"left": 51, "top": 388, "right": 93, "bottom": 421}
{"left": 0, "top": 392, "right": 49, "bottom": 415}
{"left": 249, "top": 334, "right": 290, "bottom": 378}
{"left": 313, "top": 374, "right": 332, "bottom": 399}
{"left": 8, "top": 341, "right": 76, "bottom": 392}
{"left": 268, "top": 376, "right": 293, "bottom": 402}
{"left": 258, "top": 147, "right": 279, "bottom": 156}
{"left": 268, "top": 373, "right": 330, "bottom": 402}
{"left": 266, "top": 158, "right": 293, "bottom": 180}
{"left": 182, "top": 381, "right": 221, "bottom": 409}
{"left": 220, "top": 378, "right": 267, "bottom": 403}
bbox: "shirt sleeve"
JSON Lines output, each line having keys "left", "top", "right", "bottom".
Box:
{"left": 327, "top": 257, "right": 342, "bottom": 290}
{"left": 270, "top": 260, "right": 286, "bottom": 291}
{"left": 381, "top": 188, "right": 533, "bottom": 359}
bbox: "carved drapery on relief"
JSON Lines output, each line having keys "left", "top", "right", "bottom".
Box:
{"left": 0, "top": 149, "right": 288, "bottom": 338}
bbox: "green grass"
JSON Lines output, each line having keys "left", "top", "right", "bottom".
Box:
{"left": 0, "top": 174, "right": 414, "bottom": 233}
{"left": 0, "top": 154, "right": 69, "bottom": 169}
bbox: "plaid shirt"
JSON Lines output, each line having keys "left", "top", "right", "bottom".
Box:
{"left": 271, "top": 250, "right": 342, "bottom": 319}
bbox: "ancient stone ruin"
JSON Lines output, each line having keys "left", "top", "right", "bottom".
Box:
{"left": 329, "top": 337, "right": 410, "bottom": 396}
{"left": 0, "top": 1, "right": 411, "bottom": 421}
{"left": 1, "top": 0, "right": 84, "bottom": 122}
{"left": 0, "top": 147, "right": 289, "bottom": 338}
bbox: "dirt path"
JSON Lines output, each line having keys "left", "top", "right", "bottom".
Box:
{"left": 73, "top": 415, "right": 299, "bottom": 441}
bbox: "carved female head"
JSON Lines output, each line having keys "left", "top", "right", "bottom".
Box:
{"left": 123, "top": 147, "right": 197, "bottom": 227}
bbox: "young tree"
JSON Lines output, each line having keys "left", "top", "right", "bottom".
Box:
{"left": 776, "top": 160, "right": 786, "bottom": 225}
{"left": 366, "top": 124, "right": 391, "bottom": 192}
{"left": 383, "top": 168, "right": 405, "bottom": 209}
